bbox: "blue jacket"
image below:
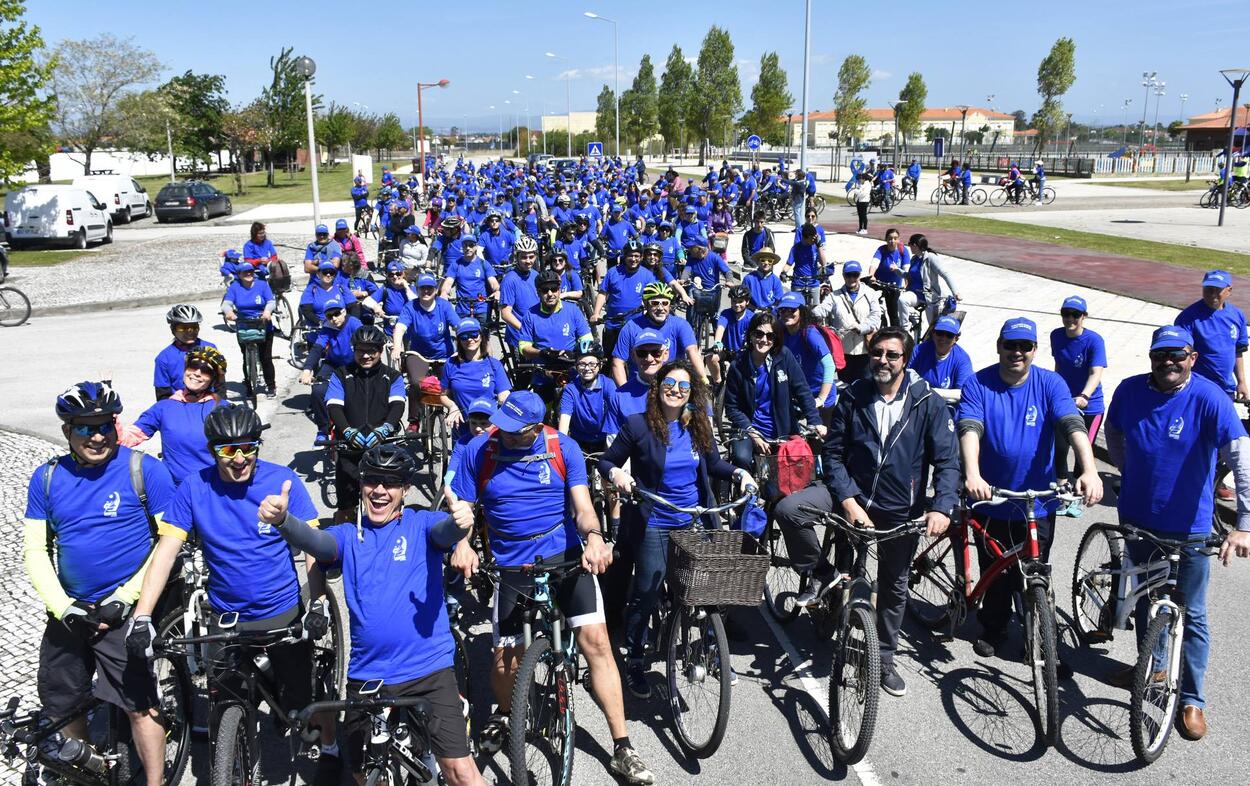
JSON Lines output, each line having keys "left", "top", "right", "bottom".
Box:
{"left": 723, "top": 347, "right": 820, "bottom": 438}
{"left": 823, "top": 370, "right": 961, "bottom": 522}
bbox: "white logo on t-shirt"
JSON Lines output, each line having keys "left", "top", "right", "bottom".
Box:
{"left": 537, "top": 462, "right": 552, "bottom": 485}
{"left": 563, "top": 323, "right": 570, "bottom": 336}
{"left": 254, "top": 295, "right": 263, "bottom": 305}
{"left": 777, "top": 369, "right": 788, "bottom": 382}
{"left": 1168, "top": 416, "right": 1185, "bottom": 440}
{"left": 393, "top": 536, "right": 408, "bottom": 562}
{"left": 258, "top": 519, "right": 272, "bottom": 535}
{"left": 1231, "top": 325, "right": 1238, "bottom": 340}
{"left": 102, "top": 492, "right": 121, "bottom": 518}
{"left": 1072, "top": 352, "right": 1084, "bottom": 368}
{"left": 481, "top": 373, "right": 491, "bottom": 387}
{"left": 1025, "top": 405, "right": 1038, "bottom": 428}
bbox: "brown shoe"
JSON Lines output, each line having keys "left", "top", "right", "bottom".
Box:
{"left": 1107, "top": 665, "right": 1166, "bottom": 689}
{"left": 1177, "top": 705, "right": 1206, "bottom": 741}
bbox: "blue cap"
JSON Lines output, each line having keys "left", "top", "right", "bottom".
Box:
{"left": 315, "top": 224, "right": 329, "bottom": 235}
{"left": 416, "top": 273, "right": 438, "bottom": 288}
{"left": 491, "top": 390, "right": 546, "bottom": 431}
{"left": 999, "top": 317, "right": 1038, "bottom": 342}
{"left": 466, "top": 398, "right": 496, "bottom": 416}
{"left": 460, "top": 235, "right": 478, "bottom": 246}
{"left": 610, "top": 203, "right": 623, "bottom": 213}
{"left": 644, "top": 217, "right": 656, "bottom": 226}
{"left": 659, "top": 220, "right": 674, "bottom": 229}
{"left": 683, "top": 204, "right": 696, "bottom": 214}
{"left": 317, "top": 259, "right": 338, "bottom": 272}
{"left": 323, "top": 298, "right": 344, "bottom": 313}
{"left": 1150, "top": 325, "right": 1194, "bottom": 351}
{"left": 457, "top": 317, "right": 481, "bottom": 334}
{"left": 404, "top": 225, "right": 420, "bottom": 234}
{"left": 1061, "top": 295, "right": 1088, "bottom": 314}
{"left": 335, "top": 218, "right": 349, "bottom": 230}
{"left": 778, "top": 291, "right": 806, "bottom": 310}
{"left": 233, "top": 261, "right": 255, "bottom": 274}
{"left": 1202, "top": 269, "right": 1232, "bottom": 289}
{"left": 933, "top": 316, "right": 962, "bottom": 335}
{"left": 385, "top": 260, "right": 405, "bottom": 274}
{"left": 635, "top": 328, "right": 664, "bottom": 347}
{"left": 682, "top": 233, "right": 708, "bottom": 249}
{"left": 223, "top": 248, "right": 242, "bottom": 260}
{"left": 843, "top": 260, "right": 862, "bottom": 275}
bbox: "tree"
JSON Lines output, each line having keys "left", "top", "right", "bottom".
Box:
{"left": 221, "top": 103, "right": 263, "bottom": 195}
{"left": 964, "top": 124, "right": 990, "bottom": 146}
{"left": 833, "top": 55, "right": 871, "bottom": 146}
{"left": 1011, "top": 110, "right": 1029, "bottom": 131}
{"left": 896, "top": 72, "right": 927, "bottom": 151}
{"left": 374, "top": 113, "right": 406, "bottom": 159}
{"left": 594, "top": 85, "right": 616, "bottom": 152}
{"left": 1033, "top": 37, "right": 1076, "bottom": 152}
{"left": 112, "top": 89, "right": 178, "bottom": 159}
{"left": 923, "top": 126, "right": 950, "bottom": 142}
{"left": 689, "top": 26, "right": 743, "bottom": 164}
{"left": 0, "top": 0, "right": 56, "bottom": 184}
{"left": 351, "top": 112, "right": 379, "bottom": 154}
{"left": 657, "top": 45, "right": 695, "bottom": 154}
{"left": 620, "top": 54, "right": 658, "bottom": 154}
{"left": 160, "top": 71, "right": 228, "bottom": 172}
{"left": 48, "top": 34, "right": 162, "bottom": 174}
{"left": 739, "top": 51, "right": 791, "bottom": 146}
{"left": 1167, "top": 119, "right": 1185, "bottom": 140}
{"left": 316, "top": 102, "right": 354, "bottom": 164}
{"left": 259, "top": 47, "right": 315, "bottom": 186}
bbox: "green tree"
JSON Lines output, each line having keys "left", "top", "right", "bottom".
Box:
{"left": 48, "top": 34, "right": 163, "bottom": 175}
{"left": 260, "top": 47, "right": 316, "bottom": 186}
{"left": 1167, "top": 119, "right": 1184, "bottom": 139}
{"left": 374, "top": 113, "right": 407, "bottom": 158}
{"left": 923, "top": 126, "right": 949, "bottom": 142}
{"left": 620, "top": 54, "right": 659, "bottom": 154}
{"left": 0, "top": 0, "right": 56, "bottom": 184}
{"left": 159, "top": 71, "right": 228, "bottom": 172}
{"left": 1033, "top": 37, "right": 1076, "bottom": 151}
{"left": 657, "top": 45, "right": 695, "bottom": 154}
{"left": 112, "top": 89, "right": 178, "bottom": 159}
{"left": 594, "top": 85, "right": 616, "bottom": 152}
{"left": 740, "top": 51, "right": 791, "bottom": 146}
{"left": 833, "top": 54, "right": 871, "bottom": 146}
{"left": 221, "top": 103, "right": 263, "bottom": 195}
{"left": 351, "top": 111, "right": 379, "bottom": 153}
{"left": 689, "top": 25, "right": 743, "bottom": 164}
{"left": 316, "top": 102, "right": 354, "bottom": 164}
{"left": 896, "top": 72, "right": 927, "bottom": 152}
{"left": 1011, "top": 109, "right": 1029, "bottom": 131}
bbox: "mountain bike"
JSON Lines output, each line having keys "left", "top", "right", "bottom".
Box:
{"left": 806, "top": 194, "right": 827, "bottom": 216}
{"left": 233, "top": 318, "right": 269, "bottom": 407}
{"left": 1070, "top": 521, "right": 1225, "bottom": 764}
{"left": 0, "top": 243, "right": 31, "bottom": 327}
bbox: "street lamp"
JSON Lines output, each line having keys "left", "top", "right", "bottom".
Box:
{"left": 512, "top": 90, "right": 523, "bottom": 156}
{"left": 1139, "top": 71, "right": 1158, "bottom": 149}
{"left": 524, "top": 75, "right": 536, "bottom": 156}
{"left": 887, "top": 101, "right": 901, "bottom": 172}
{"left": 1217, "top": 68, "right": 1250, "bottom": 227}
{"left": 583, "top": 11, "right": 619, "bottom": 157}
{"left": 416, "top": 78, "right": 449, "bottom": 184}
{"left": 546, "top": 52, "right": 573, "bottom": 157}
{"left": 503, "top": 99, "right": 512, "bottom": 156}
{"left": 294, "top": 55, "right": 320, "bottom": 226}
{"left": 1150, "top": 81, "right": 1166, "bottom": 151}
{"left": 1121, "top": 98, "right": 1133, "bottom": 147}
{"left": 799, "top": 0, "right": 812, "bottom": 171}
{"left": 955, "top": 105, "right": 970, "bottom": 163}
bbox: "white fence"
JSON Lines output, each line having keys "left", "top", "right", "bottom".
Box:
{"left": 1090, "top": 154, "right": 1216, "bottom": 176}
{"left": 18, "top": 150, "right": 237, "bottom": 183}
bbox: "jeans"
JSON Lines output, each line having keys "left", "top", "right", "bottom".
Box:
{"left": 974, "top": 513, "right": 1055, "bottom": 640}
{"left": 873, "top": 529, "right": 921, "bottom": 666}
{"left": 1126, "top": 539, "right": 1211, "bottom": 708}
{"left": 856, "top": 202, "right": 869, "bottom": 231}
{"left": 791, "top": 199, "right": 804, "bottom": 230}
{"left": 625, "top": 524, "right": 675, "bottom": 661}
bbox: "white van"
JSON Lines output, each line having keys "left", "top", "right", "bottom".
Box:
{"left": 3, "top": 185, "right": 113, "bottom": 249}
{"left": 72, "top": 174, "right": 152, "bottom": 223}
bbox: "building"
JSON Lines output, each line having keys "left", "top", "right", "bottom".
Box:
{"left": 782, "top": 106, "right": 1015, "bottom": 147}
{"left": 540, "top": 111, "right": 598, "bottom": 137}
{"left": 1178, "top": 106, "right": 1250, "bottom": 152}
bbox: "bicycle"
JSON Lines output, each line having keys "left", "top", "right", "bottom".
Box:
{"left": 869, "top": 186, "right": 896, "bottom": 214}
{"left": 0, "top": 243, "right": 31, "bottom": 327}
{"left": 1026, "top": 182, "right": 1057, "bottom": 205}
{"left": 411, "top": 359, "right": 452, "bottom": 488}
{"left": 806, "top": 194, "right": 827, "bottom": 216}
{"left": 1070, "top": 521, "right": 1225, "bottom": 764}
{"left": 233, "top": 318, "right": 269, "bottom": 407}
{"left": 907, "top": 484, "right": 1077, "bottom": 745}
{"left": 685, "top": 283, "right": 720, "bottom": 350}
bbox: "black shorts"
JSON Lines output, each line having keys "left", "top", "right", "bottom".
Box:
{"left": 335, "top": 450, "right": 363, "bottom": 509}
{"left": 345, "top": 668, "right": 470, "bottom": 764}
{"left": 491, "top": 549, "right": 604, "bottom": 647}
{"left": 38, "top": 617, "right": 158, "bottom": 718}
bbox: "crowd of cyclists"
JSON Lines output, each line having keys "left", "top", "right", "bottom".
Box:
{"left": 14, "top": 150, "right": 1250, "bottom": 786}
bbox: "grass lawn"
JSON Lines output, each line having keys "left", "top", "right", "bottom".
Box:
{"left": 1090, "top": 179, "right": 1210, "bottom": 191}
{"left": 132, "top": 159, "right": 408, "bottom": 209}
{"left": 7, "top": 248, "right": 88, "bottom": 267}
{"left": 900, "top": 214, "right": 1250, "bottom": 277}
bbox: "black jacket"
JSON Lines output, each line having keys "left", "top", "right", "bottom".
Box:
{"left": 723, "top": 347, "right": 820, "bottom": 439}
{"left": 823, "top": 370, "right": 960, "bottom": 523}
{"left": 327, "top": 363, "right": 405, "bottom": 436}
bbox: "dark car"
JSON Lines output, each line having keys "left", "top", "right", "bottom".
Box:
{"left": 154, "top": 181, "right": 232, "bottom": 223}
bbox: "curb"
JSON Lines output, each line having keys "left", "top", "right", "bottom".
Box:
{"left": 32, "top": 289, "right": 225, "bottom": 318}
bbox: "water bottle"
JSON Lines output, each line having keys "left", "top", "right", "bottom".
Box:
{"left": 57, "top": 739, "right": 107, "bottom": 774}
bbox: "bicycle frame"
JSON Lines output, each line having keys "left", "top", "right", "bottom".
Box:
{"left": 1, "top": 694, "right": 130, "bottom": 786}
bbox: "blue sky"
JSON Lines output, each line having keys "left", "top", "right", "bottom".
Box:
{"left": 28, "top": 0, "right": 1249, "bottom": 131}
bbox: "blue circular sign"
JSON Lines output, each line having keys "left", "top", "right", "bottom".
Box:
{"left": 746, "top": 135, "right": 762, "bottom": 150}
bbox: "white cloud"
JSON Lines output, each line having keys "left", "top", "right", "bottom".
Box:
{"left": 872, "top": 69, "right": 892, "bottom": 80}
{"left": 556, "top": 64, "right": 636, "bottom": 83}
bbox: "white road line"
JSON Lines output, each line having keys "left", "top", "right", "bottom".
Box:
{"left": 758, "top": 607, "right": 883, "bottom": 786}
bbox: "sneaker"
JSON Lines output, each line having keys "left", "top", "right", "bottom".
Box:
{"left": 265, "top": 388, "right": 277, "bottom": 399}
{"left": 1065, "top": 499, "right": 1084, "bottom": 518}
{"left": 477, "top": 713, "right": 508, "bottom": 755}
{"left": 313, "top": 431, "right": 328, "bottom": 447}
{"left": 625, "top": 662, "right": 651, "bottom": 699}
{"left": 856, "top": 228, "right": 868, "bottom": 235}
{"left": 794, "top": 576, "right": 832, "bottom": 608}
{"left": 609, "top": 746, "right": 655, "bottom": 785}
{"left": 881, "top": 663, "right": 906, "bottom": 697}
{"left": 973, "top": 636, "right": 1001, "bottom": 658}
{"left": 312, "top": 750, "right": 343, "bottom": 786}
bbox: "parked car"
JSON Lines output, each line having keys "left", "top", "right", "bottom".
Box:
{"left": 3, "top": 185, "right": 113, "bottom": 249}
{"left": 527, "top": 153, "right": 554, "bottom": 167}
{"left": 71, "top": 174, "right": 152, "bottom": 223}
{"left": 154, "top": 181, "right": 232, "bottom": 222}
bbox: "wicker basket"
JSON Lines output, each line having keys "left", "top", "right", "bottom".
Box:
{"left": 667, "top": 529, "right": 769, "bottom": 607}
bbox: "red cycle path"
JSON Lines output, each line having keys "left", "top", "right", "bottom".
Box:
{"left": 821, "top": 220, "right": 1240, "bottom": 310}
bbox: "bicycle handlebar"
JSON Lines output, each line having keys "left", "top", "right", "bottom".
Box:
{"left": 156, "top": 621, "right": 306, "bottom": 651}
{"left": 293, "top": 695, "right": 432, "bottom": 742}
{"left": 1098, "top": 521, "right": 1225, "bottom": 554}
{"left": 967, "top": 483, "right": 1079, "bottom": 509}
{"left": 798, "top": 506, "right": 927, "bottom": 540}
{"left": 630, "top": 487, "right": 755, "bottom": 517}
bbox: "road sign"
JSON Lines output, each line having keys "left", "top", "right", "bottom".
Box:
{"left": 933, "top": 137, "right": 945, "bottom": 159}
{"left": 587, "top": 141, "right": 604, "bottom": 157}
{"left": 746, "top": 135, "right": 762, "bottom": 151}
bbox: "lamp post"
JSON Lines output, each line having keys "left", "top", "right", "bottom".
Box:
{"left": 1139, "top": 71, "right": 1158, "bottom": 149}
{"left": 1150, "top": 82, "right": 1166, "bottom": 152}
{"left": 955, "top": 105, "right": 970, "bottom": 164}
{"left": 294, "top": 55, "right": 320, "bottom": 227}
{"left": 416, "top": 78, "right": 449, "bottom": 185}
{"left": 512, "top": 90, "right": 523, "bottom": 156}
{"left": 504, "top": 99, "right": 513, "bottom": 156}
{"left": 583, "top": 11, "right": 619, "bottom": 157}
{"left": 1121, "top": 98, "right": 1133, "bottom": 147}
{"left": 799, "top": 0, "right": 812, "bottom": 171}
{"left": 524, "top": 75, "right": 535, "bottom": 156}
{"left": 546, "top": 52, "right": 573, "bottom": 157}
{"left": 1218, "top": 68, "right": 1250, "bottom": 227}
{"left": 888, "top": 101, "right": 901, "bottom": 172}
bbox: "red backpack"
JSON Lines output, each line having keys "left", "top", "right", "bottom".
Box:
{"left": 475, "top": 425, "right": 568, "bottom": 497}
{"left": 813, "top": 324, "right": 846, "bottom": 370}
{"left": 775, "top": 435, "right": 816, "bottom": 496}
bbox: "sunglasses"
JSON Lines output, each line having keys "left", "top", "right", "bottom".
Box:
{"left": 777, "top": 307, "right": 798, "bottom": 314}
{"left": 70, "top": 421, "right": 116, "bottom": 438}
{"left": 458, "top": 332, "right": 481, "bottom": 341}
{"left": 325, "top": 310, "right": 345, "bottom": 318}
{"left": 870, "top": 349, "right": 905, "bottom": 361}
{"left": 635, "top": 346, "right": 665, "bottom": 359}
{"left": 647, "top": 299, "right": 671, "bottom": 308}
{"left": 319, "top": 270, "right": 337, "bottom": 276}
{"left": 751, "top": 329, "right": 776, "bottom": 341}
{"left": 360, "top": 475, "right": 405, "bottom": 489}
{"left": 1001, "top": 340, "right": 1036, "bottom": 353}
{"left": 538, "top": 286, "right": 560, "bottom": 294}
{"left": 1149, "top": 348, "right": 1191, "bottom": 362}
{"left": 187, "top": 360, "right": 218, "bottom": 374}
{"left": 388, "top": 271, "right": 405, "bottom": 277}
{"left": 238, "top": 269, "right": 255, "bottom": 276}
{"left": 933, "top": 331, "right": 957, "bottom": 340}
{"left": 212, "top": 442, "right": 260, "bottom": 459}
{"left": 661, "top": 377, "right": 692, "bottom": 392}
{"left": 1060, "top": 310, "right": 1085, "bottom": 319}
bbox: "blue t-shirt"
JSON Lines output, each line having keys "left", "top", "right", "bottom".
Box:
{"left": 717, "top": 307, "right": 755, "bottom": 353}
{"left": 909, "top": 342, "right": 975, "bottom": 391}
{"left": 602, "top": 218, "right": 637, "bottom": 252}
{"left": 322, "top": 509, "right": 456, "bottom": 682}
{"left": 613, "top": 314, "right": 696, "bottom": 370}
{"left": 376, "top": 283, "right": 413, "bottom": 318}
{"left": 605, "top": 376, "right": 651, "bottom": 436}
{"left": 560, "top": 375, "right": 617, "bottom": 444}
{"left": 1049, "top": 328, "right": 1108, "bottom": 414}
{"left": 300, "top": 280, "right": 356, "bottom": 321}
{"left": 1176, "top": 300, "right": 1248, "bottom": 394}
{"left": 598, "top": 265, "right": 657, "bottom": 318}
{"left": 397, "top": 298, "right": 458, "bottom": 359}
{"left": 649, "top": 421, "right": 701, "bottom": 529}
{"left": 450, "top": 430, "right": 588, "bottom": 566}
{"left": 788, "top": 242, "right": 822, "bottom": 282}
{"left": 440, "top": 355, "right": 510, "bottom": 415}
{"left": 518, "top": 303, "right": 592, "bottom": 352}
{"left": 752, "top": 361, "right": 775, "bottom": 439}
{"left": 479, "top": 229, "right": 516, "bottom": 267}
{"left": 958, "top": 366, "right": 1079, "bottom": 520}
{"left": 744, "top": 270, "right": 784, "bottom": 311}
{"left": 785, "top": 325, "right": 833, "bottom": 397}
{"left": 223, "top": 280, "right": 274, "bottom": 321}
{"left": 1109, "top": 373, "right": 1247, "bottom": 535}
{"left": 871, "top": 245, "right": 910, "bottom": 287}
{"left": 304, "top": 241, "right": 342, "bottom": 265}
{"left": 313, "top": 316, "right": 364, "bottom": 368}
{"left": 444, "top": 256, "right": 496, "bottom": 317}
{"left": 685, "top": 252, "right": 731, "bottom": 290}
{"left": 556, "top": 236, "right": 590, "bottom": 271}
{"left": 25, "top": 448, "right": 174, "bottom": 603}
{"left": 500, "top": 269, "right": 540, "bottom": 345}
{"left": 243, "top": 238, "right": 277, "bottom": 260}
{"left": 133, "top": 398, "right": 229, "bottom": 483}
{"left": 167, "top": 461, "right": 318, "bottom": 620}
{"left": 154, "top": 339, "right": 217, "bottom": 392}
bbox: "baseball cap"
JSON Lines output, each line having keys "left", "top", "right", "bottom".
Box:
{"left": 634, "top": 328, "right": 664, "bottom": 348}
{"left": 457, "top": 317, "right": 481, "bottom": 334}
{"left": 1061, "top": 295, "right": 1088, "bottom": 314}
{"left": 224, "top": 248, "right": 242, "bottom": 260}
{"left": 466, "top": 398, "right": 496, "bottom": 416}
{"left": 682, "top": 233, "right": 708, "bottom": 249}
{"left": 335, "top": 218, "right": 349, "bottom": 230}
{"left": 315, "top": 224, "right": 329, "bottom": 235}
{"left": 843, "top": 260, "right": 862, "bottom": 275}
{"left": 1150, "top": 325, "right": 1194, "bottom": 351}
{"left": 999, "top": 317, "right": 1038, "bottom": 342}
{"left": 404, "top": 225, "right": 420, "bottom": 235}
{"left": 1202, "top": 269, "right": 1232, "bottom": 289}
{"left": 233, "top": 261, "right": 255, "bottom": 274}
{"left": 460, "top": 235, "right": 478, "bottom": 246}
{"left": 491, "top": 390, "right": 545, "bottom": 432}
{"left": 317, "top": 260, "right": 338, "bottom": 272}
{"left": 416, "top": 273, "right": 438, "bottom": 288}
{"left": 385, "top": 260, "right": 405, "bottom": 274}
{"left": 778, "top": 291, "right": 805, "bottom": 310}
{"left": 933, "top": 316, "right": 962, "bottom": 336}
{"left": 323, "top": 298, "right": 344, "bottom": 313}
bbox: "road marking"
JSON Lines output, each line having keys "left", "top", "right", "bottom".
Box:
{"left": 759, "top": 607, "right": 883, "bottom": 786}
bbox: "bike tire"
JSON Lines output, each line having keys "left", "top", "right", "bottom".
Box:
{"left": 430, "top": 408, "right": 450, "bottom": 481}
{"left": 811, "top": 195, "right": 826, "bottom": 216}
{"left": 971, "top": 188, "right": 988, "bottom": 206}
{"left": 157, "top": 608, "right": 208, "bottom": 741}
{"left": 508, "top": 637, "right": 575, "bottom": 786}
{"left": 988, "top": 188, "right": 1008, "bottom": 207}
{"left": 271, "top": 296, "right": 293, "bottom": 341}
{"left": 763, "top": 518, "right": 802, "bottom": 623}
{"left": 1129, "top": 607, "right": 1183, "bottom": 764}
{"left": 210, "top": 704, "right": 255, "bottom": 786}
{"left": 0, "top": 286, "right": 32, "bottom": 327}
{"left": 1071, "top": 525, "right": 1123, "bottom": 646}
{"left": 829, "top": 604, "right": 881, "bottom": 765}
{"left": 317, "top": 581, "right": 350, "bottom": 701}
{"left": 846, "top": 191, "right": 857, "bottom": 207}
{"left": 906, "top": 533, "right": 959, "bottom": 630}
{"left": 244, "top": 344, "right": 260, "bottom": 408}
{"left": 1199, "top": 191, "right": 1215, "bottom": 208}
{"left": 1041, "top": 187, "right": 1056, "bottom": 206}
{"left": 452, "top": 625, "right": 475, "bottom": 754}
{"left": 928, "top": 187, "right": 941, "bottom": 205}
{"left": 665, "top": 606, "right": 732, "bottom": 758}
{"left": 321, "top": 447, "right": 338, "bottom": 509}
{"left": 1025, "top": 584, "right": 1060, "bottom": 746}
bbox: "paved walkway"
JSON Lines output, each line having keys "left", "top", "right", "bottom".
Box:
{"left": 979, "top": 205, "right": 1249, "bottom": 254}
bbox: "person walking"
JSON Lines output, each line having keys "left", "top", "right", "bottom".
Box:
{"left": 853, "top": 173, "right": 872, "bottom": 235}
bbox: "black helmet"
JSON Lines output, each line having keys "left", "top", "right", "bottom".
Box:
{"left": 559, "top": 221, "right": 576, "bottom": 234}
{"left": 204, "top": 405, "right": 265, "bottom": 446}
{"left": 351, "top": 325, "right": 387, "bottom": 350}
{"left": 623, "top": 238, "right": 644, "bottom": 255}
{"left": 729, "top": 284, "right": 751, "bottom": 301}
{"left": 55, "top": 381, "right": 123, "bottom": 422}
{"left": 536, "top": 269, "right": 562, "bottom": 289}
{"left": 577, "top": 340, "right": 604, "bottom": 359}
{"left": 642, "top": 241, "right": 662, "bottom": 256}
{"left": 358, "top": 443, "right": 416, "bottom": 483}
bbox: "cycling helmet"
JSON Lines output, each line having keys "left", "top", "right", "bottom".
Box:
{"left": 351, "top": 324, "right": 387, "bottom": 350}
{"left": 358, "top": 443, "right": 416, "bottom": 483}
{"left": 431, "top": 196, "right": 444, "bottom": 209}
{"left": 642, "top": 281, "right": 675, "bottom": 303}
{"left": 574, "top": 214, "right": 589, "bottom": 225}
{"left": 514, "top": 235, "right": 539, "bottom": 255}
{"left": 203, "top": 404, "right": 265, "bottom": 446}
{"left": 536, "top": 269, "right": 562, "bottom": 289}
{"left": 729, "top": 284, "right": 750, "bottom": 301}
{"left": 186, "top": 345, "right": 228, "bottom": 379}
{"left": 577, "top": 341, "right": 604, "bottom": 359}
{"left": 547, "top": 248, "right": 569, "bottom": 264}
{"left": 56, "top": 381, "right": 123, "bottom": 422}
{"left": 166, "top": 304, "right": 203, "bottom": 325}
{"left": 440, "top": 216, "right": 463, "bottom": 231}
{"left": 397, "top": 183, "right": 410, "bottom": 193}
{"left": 622, "top": 238, "right": 644, "bottom": 255}
{"left": 559, "top": 221, "right": 576, "bottom": 235}
{"left": 557, "top": 194, "right": 571, "bottom": 206}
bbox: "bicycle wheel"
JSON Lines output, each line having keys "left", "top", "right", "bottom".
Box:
{"left": 508, "top": 637, "right": 576, "bottom": 786}
{"left": 763, "top": 519, "right": 802, "bottom": 623}
{"left": 906, "top": 533, "right": 958, "bottom": 629}
{"left": 316, "top": 582, "right": 349, "bottom": 701}
{"left": 321, "top": 448, "right": 338, "bottom": 509}
{"left": 1041, "top": 187, "right": 1056, "bottom": 205}
{"left": 988, "top": 188, "right": 1008, "bottom": 207}
{"left": 828, "top": 604, "right": 881, "bottom": 765}
{"left": 846, "top": 191, "right": 857, "bottom": 207}
{"left": 971, "top": 188, "right": 988, "bottom": 206}
{"left": 271, "top": 296, "right": 293, "bottom": 340}
{"left": 1024, "top": 584, "right": 1059, "bottom": 745}
{"left": 429, "top": 408, "right": 450, "bottom": 481}
{"left": 1129, "top": 607, "right": 1183, "bottom": 764}
{"left": 158, "top": 607, "right": 208, "bottom": 733}
{"left": 244, "top": 344, "right": 260, "bottom": 408}
{"left": 0, "top": 286, "right": 32, "bottom": 327}
{"left": 665, "top": 606, "right": 731, "bottom": 758}
{"left": 1199, "top": 190, "right": 1216, "bottom": 208}
{"left": 929, "top": 187, "right": 941, "bottom": 205}
{"left": 211, "top": 704, "right": 257, "bottom": 786}
{"left": 811, "top": 195, "right": 826, "bottom": 216}
{"left": 451, "top": 625, "right": 475, "bottom": 753}
{"left": 1071, "top": 525, "right": 1123, "bottom": 645}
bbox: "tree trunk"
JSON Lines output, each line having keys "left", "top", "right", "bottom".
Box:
{"left": 83, "top": 148, "right": 93, "bottom": 175}
{"left": 35, "top": 156, "right": 51, "bottom": 184}
{"left": 266, "top": 147, "right": 275, "bottom": 187}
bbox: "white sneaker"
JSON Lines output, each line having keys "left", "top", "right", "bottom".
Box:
{"left": 857, "top": 229, "right": 867, "bottom": 235}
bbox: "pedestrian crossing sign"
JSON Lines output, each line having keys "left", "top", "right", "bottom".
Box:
{"left": 587, "top": 142, "right": 604, "bottom": 157}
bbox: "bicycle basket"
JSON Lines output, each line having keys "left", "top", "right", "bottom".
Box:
{"left": 237, "top": 327, "right": 267, "bottom": 343}
{"left": 267, "top": 259, "right": 291, "bottom": 293}
{"left": 667, "top": 529, "right": 769, "bottom": 607}
{"left": 692, "top": 287, "right": 719, "bottom": 318}
{"left": 419, "top": 375, "right": 444, "bottom": 406}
